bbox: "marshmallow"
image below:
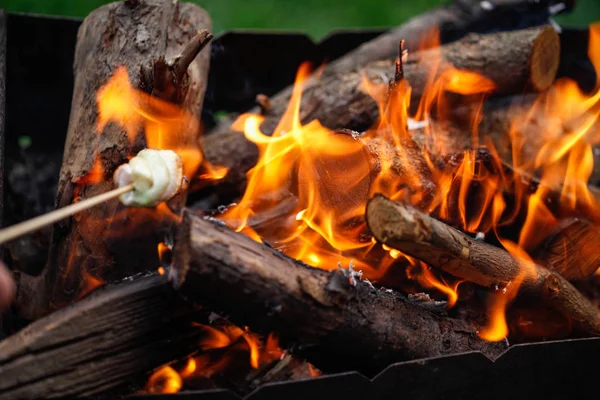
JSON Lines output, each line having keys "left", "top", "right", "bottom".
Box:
{"left": 114, "top": 149, "right": 184, "bottom": 207}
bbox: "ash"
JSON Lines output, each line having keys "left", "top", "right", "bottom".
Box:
{"left": 337, "top": 261, "right": 363, "bottom": 287}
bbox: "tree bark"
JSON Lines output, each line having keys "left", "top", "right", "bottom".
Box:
{"left": 536, "top": 218, "right": 600, "bottom": 281}
{"left": 16, "top": 0, "right": 212, "bottom": 320}
{"left": 365, "top": 194, "right": 600, "bottom": 337}
{"left": 172, "top": 210, "right": 507, "bottom": 376}
{"left": 202, "top": 25, "right": 559, "bottom": 196}
{"left": 0, "top": 274, "right": 205, "bottom": 399}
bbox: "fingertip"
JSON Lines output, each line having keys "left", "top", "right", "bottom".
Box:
{"left": 0, "top": 263, "right": 16, "bottom": 312}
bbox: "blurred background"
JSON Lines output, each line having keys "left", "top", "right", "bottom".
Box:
{"left": 2, "top": 0, "right": 600, "bottom": 39}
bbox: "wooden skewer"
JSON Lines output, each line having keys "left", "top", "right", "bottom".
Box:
{"left": 0, "top": 184, "right": 135, "bottom": 245}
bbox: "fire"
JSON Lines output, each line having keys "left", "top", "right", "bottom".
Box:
{"left": 591, "top": 23, "right": 600, "bottom": 90}
{"left": 221, "top": 63, "right": 376, "bottom": 274}
{"left": 145, "top": 366, "right": 182, "bottom": 394}
{"left": 96, "top": 66, "right": 225, "bottom": 180}
{"left": 212, "top": 23, "right": 600, "bottom": 345}
{"left": 144, "top": 322, "right": 286, "bottom": 394}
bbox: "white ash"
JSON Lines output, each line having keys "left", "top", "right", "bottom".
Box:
{"left": 337, "top": 260, "right": 363, "bottom": 287}
{"left": 378, "top": 286, "right": 395, "bottom": 294}
{"left": 204, "top": 216, "right": 229, "bottom": 227}
{"left": 408, "top": 293, "right": 448, "bottom": 308}
{"left": 362, "top": 278, "right": 375, "bottom": 290}
{"left": 217, "top": 203, "right": 237, "bottom": 214}
{"left": 474, "top": 232, "right": 485, "bottom": 241}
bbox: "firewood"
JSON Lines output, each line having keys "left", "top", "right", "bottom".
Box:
{"left": 322, "top": 0, "right": 573, "bottom": 80}
{"left": 171, "top": 211, "right": 507, "bottom": 375}
{"left": 537, "top": 218, "right": 600, "bottom": 281}
{"left": 16, "top": 0, "right": 212, "bottom": 320}
{"left": 202, "top": 25, "right": 559, "bottom": 195}
{"left": 0, "top": 274, "right": 205, "bottom": 399}
{"left": 365, "top": 194, "right": 600, "bottom": 337}
{"left": 408, "top": 26, "right": 559, "bottom": 95}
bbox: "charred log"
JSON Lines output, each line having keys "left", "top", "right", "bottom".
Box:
{"left": 172, "top": 211, "right": 507, "bottom": 376}
{"left": 0, "top": 274, "right": 204, "bottom": 399}
{"left": 365, "top": 194, "right": 600, "bottom": 337}
{"left": 15, "top": 0, "right": 212, "bottom": 320}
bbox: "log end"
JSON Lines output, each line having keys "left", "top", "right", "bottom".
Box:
{"left": 538, "top": 218, "right": 600, "bottom": 281}
{"left": 530, "top": 25, "right": 560, "bottom": 91}
{"left": 366, "top": 194, "right": 428, "bottom": 246}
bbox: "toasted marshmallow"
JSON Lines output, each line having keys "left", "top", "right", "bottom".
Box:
{"left": 114, "top": 149, "right": 184, "bottom": 207}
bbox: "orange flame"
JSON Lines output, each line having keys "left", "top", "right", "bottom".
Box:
{"left": 212, "top": 23, "right": 600, "bottom": 345}
{"left": 145, "top": 366, "right": 182, "bottom": 394}
{"left": 96, "top": 66, "right": 225, "bottom": 179}
{"left": 144, "top": 322, "right": 287, "bottom": 393}
{"left": 591, "top": 23, "right": 600, "bottom": 91}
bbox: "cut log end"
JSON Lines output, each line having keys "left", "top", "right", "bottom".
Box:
{"left": 538, "top": 218, "right": 600, "bottom": 281}
{"left": 530, "top": 25, "right": 561, "bottom": 91}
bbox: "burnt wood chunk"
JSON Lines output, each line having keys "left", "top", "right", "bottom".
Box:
{"left": 15, "top": 0, "right": 212, "bottom": 320}
{"left": 172, "top": 210, "right": 507, "bottom": 375}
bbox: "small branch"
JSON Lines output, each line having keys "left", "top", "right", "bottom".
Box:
{"left": 365, "top": 194, "right": 600, "bottom": 337}
{"left": 147, "top": 29, "right": 214, "bottom": 104}
{"left": 173, "top": 29, "right": 214, "bottom": 82}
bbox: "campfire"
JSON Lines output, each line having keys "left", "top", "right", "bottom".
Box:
{"left": 1, "top": 0, "right": 600, "bottom": 398}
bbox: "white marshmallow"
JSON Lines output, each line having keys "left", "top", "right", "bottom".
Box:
{"left": 113, "top": 149, "right": 184, "bottom": 207}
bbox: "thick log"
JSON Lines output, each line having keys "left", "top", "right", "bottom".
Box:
{"left": 322, "top": 0, "right": 573, "bottom": 79}
{"left": 202, "top": 25, "right": 559, "bottom": 195}
{"left": 16, "top": 0, "right": 212, "bottom": 320}
{"left": 365, "top": 194, "right": 600, "bottom": 337}
{"left": 408, "top": 25, "right": 559, "bottom": 95}
{"left": 537, "top": 218, "right": 600, "bottom": 281}
{"left": 0, "top": 274, "right": 205, "bottom": 399}
{"left": 172, "top": 211, "right": 507, "bottom": 375}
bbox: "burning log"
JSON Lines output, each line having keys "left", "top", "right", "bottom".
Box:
{"left": 323, "top": 0, "right": 573, "bottom": 79}
{"left": 365, "top": 194, "right": 600, "bottom": 337}
{"left": 406, "top": 25, "right": 559, "bottom": 102}
{"left": 171, "top": 211, "right": 507, "bottom": 375}
{"left": 537, "top": 218, "right": 600, "bottom": 281}
{"left": 0, "top": 274, "right": 205, "bottom": 399}
{"left": 16, "top": 0, "right": 213, "bottom": 319}
{"left": 203, "top": 25, "right": 560, "bottom": 194}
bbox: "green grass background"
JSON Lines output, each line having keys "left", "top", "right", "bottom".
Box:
{"left": 3, "top": 0, "right": 600, "bottom": 39}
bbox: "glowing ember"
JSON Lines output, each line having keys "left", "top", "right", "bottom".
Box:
{"left": 144, "top": 323, "right": 287, "bottom": 394}
{"left": 145, "top": 366, "right": 182, "bottom": 394}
